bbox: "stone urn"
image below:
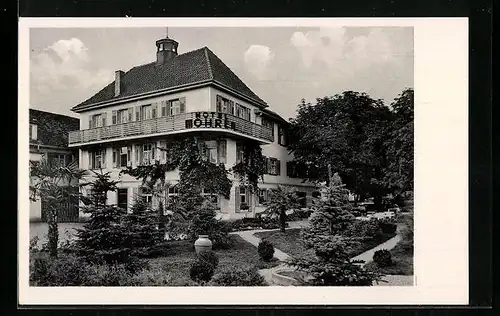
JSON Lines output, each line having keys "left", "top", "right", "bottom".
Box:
{"left": 194, "top": 235, "right": 213, "bottom": 254}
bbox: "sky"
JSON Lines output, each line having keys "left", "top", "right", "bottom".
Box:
{"left": 29, "top": 26, "right": 414, "bottom": 120}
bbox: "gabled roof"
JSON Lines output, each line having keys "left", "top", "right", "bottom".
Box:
{"left": 71, "top": 47, "right": 267, "bottom": 112}
{"left": 30, "top": 109, "right": 80, "bottom": 148}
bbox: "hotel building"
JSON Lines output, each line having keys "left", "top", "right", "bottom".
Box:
{"left": 69, "top": 35, "right": 318, "bottom": 220}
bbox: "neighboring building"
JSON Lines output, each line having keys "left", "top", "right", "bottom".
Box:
{"left": 29, "top": 109, "right": 80, "bottom": 222}
{"left": 69, "top": 35, "right": 318, "bottom": 220}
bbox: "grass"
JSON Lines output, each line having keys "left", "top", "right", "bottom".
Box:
{"left": 254, "top": 228, "right": 396, "bottom": 259}
{"left": 364, "top": 243, "right": 413, "bottom": 275}
{"left": 146, "top": 234, "right": 280, "bottom": 285}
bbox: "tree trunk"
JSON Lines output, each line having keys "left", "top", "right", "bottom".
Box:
{"left": 47, "top": 205, "right": 59, "bottom": 258}
{"left": 279, "top": 210, "right": 286, "bottom": 233}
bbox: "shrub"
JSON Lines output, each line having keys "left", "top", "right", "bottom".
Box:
{"left": 209, "top": 266, "right": 266, "bottom": 286}
{"left": 189, "top": 260, "right": 216, "bottom": 283}
{"left": 257, "top": 240, "right": 275, "bottom": 262}
{"left": 85, "top": 264, "right": 134, "bottom": 286}
{"left": 189, "top": 251, "right": 219, "bottom": 283}
{"left": 344, "top": 219, "right": 383, "bottom": 239}
{"left": 30, "top": 255, "right": 91, "bottom": 286}
{"left": 378, "top": 218, "right": 397, "bottom": 234}
{"left": 197, "top": 251, "right": 219, "bottom": 268}
{"left": 373, "top": 249, "right": 392, "bottom": 267}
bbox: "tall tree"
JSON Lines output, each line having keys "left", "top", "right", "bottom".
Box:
{"left": 383, "top": 88, "right": 414, "bottom": 197}
{"left": 29, "top": 159, "right": 86, "bottom": 258}
{"left": 288, "top": 91, "right": 394, "bottom": 206}
{"left": 261, "top": 186, "right": 300, "bottom": 232}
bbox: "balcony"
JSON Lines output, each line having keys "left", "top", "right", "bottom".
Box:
{"left": 68, "top": 111, "right": 274, "bottom": 147}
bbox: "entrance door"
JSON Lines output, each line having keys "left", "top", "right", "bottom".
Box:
{"left": 117, "top": 189, "right": 128, "bottom": 211}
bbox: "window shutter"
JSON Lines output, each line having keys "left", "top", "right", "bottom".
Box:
{"left": 135, "top": 145, "right": 141, "bottom": 164}
{"left": 112, "top": 110, "right": 117, "bottom": 125}
{"left": 128, "top": 108, "right": 133, "bottom": 122}
{"left": 179, "top": 97, "right": 186, "bottom": 113}
{"left": 266, "top": 157, "right": 271, "bottom": 174}
{"left": 102, "top": 113, "right": 107, "bottom": 126}
{"left": 161, "top": 101, "right": 166, "bottom": 117}
{"left": 152, "top": 104, "right": 157, "bottom": 118}
{"left": 276, "top": 159, "right": 281, "bottom": 176}
{"left": 88, "top": 152, "right": 93, "bottom": 169}
{"left": 217, "top": 140, "right": 227, "bottom": 164}
{"left": 135, "top": 106, "right": 141, "bottom": 121}
{"left": 101, "top": 149, "right": 107, "bottom": 168}
{"left": 234, "top": 185, "right": 240, "bottom": 213}
{"left": 89, "top": 116, "right": 92, "bottom": 129}
{"left": 112, "top": 149, "right": 117, "bottom": 168}
{"left": 127, "top": 146, "right": 132, "bottom": 166}
{"left": 166, "top": 101, "right": 171, "bottom": 116}
{"left": 216, "top": 95, "right": 222, "bottom": 112}
{"left": 152, "top": 144, "right": 157, "bottom": 163}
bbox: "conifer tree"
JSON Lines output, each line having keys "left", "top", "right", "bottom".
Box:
{"left": 75, "top": 171, "right": 131, "bottom": 264}
{"left": 291, "top": 173, "right": 380, "bottom": 286}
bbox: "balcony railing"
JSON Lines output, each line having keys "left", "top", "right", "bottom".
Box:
{"left": 69, "top": 111, "right": 274, "bottom": 146}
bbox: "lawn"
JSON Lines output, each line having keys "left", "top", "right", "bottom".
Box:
{"left": 146, "top": 234, "right": 280, "bottom": 286}
{"left": 254, "top": 228, "right": 396, "bottom": 259}
{"left": 364, "top": 243, "right": 413, "bottom": 275}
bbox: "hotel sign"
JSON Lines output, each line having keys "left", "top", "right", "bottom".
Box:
{"left": 185, "top": 112, "right": 236, "bottom": 130}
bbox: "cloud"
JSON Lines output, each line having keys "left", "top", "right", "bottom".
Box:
{"left": 290, "top": 27, "right": 396, "bottom": 72}
{"left": 31, "top": 38, "right": 113, "bottom": 98}
{"left": 243, "top": 45, "right": 276, "bottom": 80}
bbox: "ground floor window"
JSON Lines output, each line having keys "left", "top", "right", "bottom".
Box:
{"left": 239, "top": 186, "right": 251, "bottom": 211}
{"left": 117, "top": 188, "right": 128, "bottom": 211}
{"left": 89, "top": 149, "right": 106, "bottom": 169}
{"left": 140, "top": 187, "right": 153, "bottom": 207}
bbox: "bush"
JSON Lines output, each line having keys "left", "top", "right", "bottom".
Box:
{"left": 378, "top": 218, "right": 397, "bottom": 234}
{"left": 373, "top": 249, "right": 392, "bottom": 267}
{"left": 189, "top": 251, "right": 219, "bottom": 283}
{"left": 226, "top": 217, "right": 284, "bottom": 232}
{"left": 188, "top": 207, "right": 231, "bottom": 249}
{"left": 209, "top": 266, "right": 266, "bottom": 286}
{"left": 344, "top": 219, "right": 383, "bottom": 239}
{"left": 257, "top": 240, "right": 275, "bottom": 262}
{"left": 30, "top": 255, "right": 91, "bottom": 286}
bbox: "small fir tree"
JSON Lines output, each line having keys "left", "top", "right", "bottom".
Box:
{"left": 290, "top": 173, "right": 380, "bottom": 286}
{"left": 123, "top": 194, "right": 162, "bottom": 256}
{"left": 75, "top": 171, "right": 131, "bottom": 264}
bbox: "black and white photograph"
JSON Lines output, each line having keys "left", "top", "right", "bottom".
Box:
{"left": 19, "top": 18, "right": 468, "bottom": 305}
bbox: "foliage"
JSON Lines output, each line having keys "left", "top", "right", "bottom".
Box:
{"left": 231, "top": 140, "right": 267, "bottom": 192}
{"left": 399, "top": 213, "right": 414, "bottom": 253}
{"left": 30, "top": 254, "right": 91, "bottom": 286}
{"left": 122, "top": 196, "right": 162, "bottom": 257}
{"left": 378, "top": 218, "right": 397, "bottom": 234}
{"left": 383, "top": 89, "right": 414, "bottom": 197}
{"left": 29, "top": 159, "right": 86, "bottom": 258}
{"left": 209, "top": 266, "right": 266, "bottom": 286}
{"left": 197, "top": 250, "right": 220, "bottom": 269}
{"left": 290, "top": 175, "right": 380, "bottom": 286}
{"left": 74, "top": 171, "right": 132, "bottom": 265}
{"left": 189, "top": 251, "right": 219, "bottom": 283}
{"left": 257, "top": 240, "right": 275, "bottom": 262}
{"left": 187, "top": 201, "right": 231, "bottom": 249}
{"left": 288, "top": 89, "right": 414, "bottom": 206}
{"left": 373, "top": 250, "right": 393, "bottom": 267}
{"left": 262, "top": 186, "right": 301, "bottom": 232}
{"left": 226, "top": 217, "right": 283, "bottom": 232}
{"left": 344, "top": 219, "right": 383, "bottom": 240}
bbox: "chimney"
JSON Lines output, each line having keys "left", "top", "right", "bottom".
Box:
{"left": 156, "top": 37, "right": 179, "bottom": 66}
{"left": 114, "top": 70, "right": 124, "bottom": 97}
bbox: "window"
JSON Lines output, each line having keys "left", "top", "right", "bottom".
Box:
{"left": 239, "top": 186, "right": 247, "bottom": 205}
{"left": 113, "top": 146, "right": 131, "bottom": 168}
{"left": 90, "top": 113, "right": 104, "bottom": 128}
{"left": 141, "top": 105, "right": 153, "bottom": 120}
{"left": 236, "top": 143, "right": 245, "bottom": 163}
{"left": 236, "top": 103, "right": 251, "bottom": 121}
{"left": 216, "top": 95, "right": 235, "bottom": 115}
{"left": 160, "top": 100, "right": 168, "bottom": 117}
{"left": 89, "top": 149, "right": 106, "bottom": 169}
{"left": 205, "top": 141, "right": 218, "bottom": 164}
{"left": 266, "top": 157, "right": 281, "bottom": 176}
{"left": 140, "top": 187, "right": 153, "bottom": 206}
{"left": 113, "top": 108, "right": 133, "bottom": 124}
{"left": 258, "top": 188, "right": 269, "bottom": 205}
{"left": 169, "top": 99, "right": 181, "bottom": 116}
{"left": 141, "top": 143, "right": 154, "bottom": 165}
{"left": 29, "top": 124, "right": 38, "bottom": 140}
{"left": 48, "top": 153, "right": 66, "bottom": 167}
{"left": 261, "top": 117, "right": 274, "bottom": 136}
{"left": 278, "top": 125, "right": 287, "bottom": 146}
